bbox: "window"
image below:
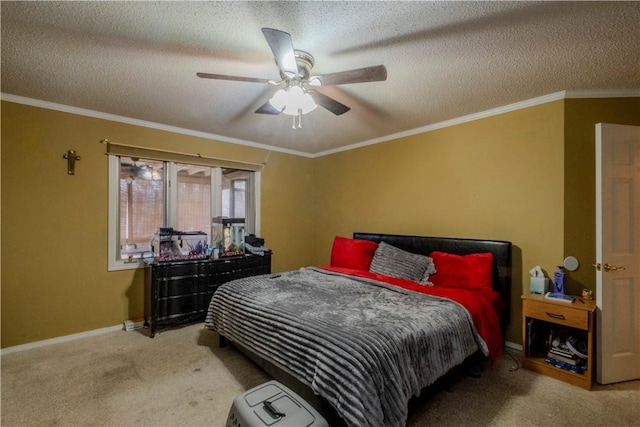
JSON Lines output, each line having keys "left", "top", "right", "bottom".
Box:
{"left": 118, "top": 158, "right": 164, "bottom": 260}
{"left": 222, "top": 169, "right": 249, "bottom": 218}
{"left": 108, "top": 154, "right": 260, "bottom": 271}
{"left": 176, "top": 164, "right": 211, "bottom": 235}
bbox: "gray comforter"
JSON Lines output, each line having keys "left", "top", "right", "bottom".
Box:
{"left": 205, "top": 267, "right": 487, "bottom": 427}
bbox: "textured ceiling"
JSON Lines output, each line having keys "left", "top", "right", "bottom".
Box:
{"left": 2, "top": 1, "right": 639, "bottom": 156}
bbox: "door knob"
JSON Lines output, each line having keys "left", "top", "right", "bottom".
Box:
{"left": 593, "top": 262, "right": 626, "bottom": 272}
{"left": 604, "top": 263, "right": 626, "bottom": 272}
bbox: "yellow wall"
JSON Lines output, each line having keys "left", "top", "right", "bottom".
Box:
{"left": 312, "top": 101, "right": 566, "bottom": 344}
{"left": 1, "top": 101, "right": 314, "bottom": 347}
{"left": 2, "top": 97, "right": 638, "bottom": 348}
{"left": 310, "top": 97, "right": 640, "bottom": 345}
{"left": 563, "top": 98, "right": 640, "bottom": 294}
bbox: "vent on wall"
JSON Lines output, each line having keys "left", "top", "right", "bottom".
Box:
{"left": 123, "top": 318, "right": 145, "bottom": 332}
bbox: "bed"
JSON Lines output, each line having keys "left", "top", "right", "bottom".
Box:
{"left": 205, "top": 232, "right": 512, "bottom": 427}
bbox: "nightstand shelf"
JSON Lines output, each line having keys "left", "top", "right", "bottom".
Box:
{"left": 521, "top": 293, "right": 596, "bottom": 390}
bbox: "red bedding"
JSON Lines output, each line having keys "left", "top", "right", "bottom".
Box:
{"left": 319, "top": 265, "right": 504, "bottom": 362}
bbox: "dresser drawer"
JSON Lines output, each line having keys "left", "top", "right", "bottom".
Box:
{"left": 157, "top": 276, "right": 200, "bottom": 298}
{"left": 145, "top": 254, "right": 272, "bottom": 337}
{"left": 210, "top": 258, "right": 238, "bottom": 273}
{"left": 155, "top": 293, "right": 207, "bottom": 321}
{"left": 240, "top": 254, "right": 271, "bottom": 268}
{"left": 524, "top": 299, "right": 588, "bottom": 330}
{"left": 154, "top": 261, "right": 199, "bottom": 278}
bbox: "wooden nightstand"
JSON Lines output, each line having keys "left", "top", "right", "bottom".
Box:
{"left": 521, "top": 293, "right": 596, "bottom": 390}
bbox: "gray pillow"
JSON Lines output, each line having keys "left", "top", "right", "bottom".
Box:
{"left": 420, "top": 257, "right": 437, "bottom": 285}
{"left": 369, "top": 241, "right": 435, "bottom": 284}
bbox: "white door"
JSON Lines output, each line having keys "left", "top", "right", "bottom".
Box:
{"left": 595, "top": 123, "right": 640, "bottom": 384}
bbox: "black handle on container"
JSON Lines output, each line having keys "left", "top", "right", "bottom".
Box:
{"left": 263, "top": 400, "right": 285, "bottom": 419}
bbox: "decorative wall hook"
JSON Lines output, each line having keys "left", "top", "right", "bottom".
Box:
{"left": 63, "top": 150, "right": 81, "bottom": 175}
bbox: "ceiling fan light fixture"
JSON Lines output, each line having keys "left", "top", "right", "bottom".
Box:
{"left": 269, "top": 85, "right": 317, "bottom": 116}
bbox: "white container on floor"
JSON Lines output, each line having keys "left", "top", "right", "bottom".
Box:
{"left": 226, "top": 380, "right": 328, "bottom": 427}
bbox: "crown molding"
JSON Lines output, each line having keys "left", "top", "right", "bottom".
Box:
{"left": 0, "top": 93, "right": 314, "bottom": 158}
{"left": 3, "top": 89, "right": 637, "bottom": 159}
{"left": 314, "top": 89, "right": 640, "bottom": 157}
{"left": 564, "top": 89, "right": 640, "bottom": 98}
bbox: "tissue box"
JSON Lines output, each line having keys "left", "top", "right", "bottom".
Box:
{"left": 530, "top": 277, "right": 549, "bottom": 294}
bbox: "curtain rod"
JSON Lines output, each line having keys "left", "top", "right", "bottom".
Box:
{"left": 100, "top": 139, "right": 265, "bottom": 171}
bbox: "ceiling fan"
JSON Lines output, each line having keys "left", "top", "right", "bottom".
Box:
{"left": 123, "top": 158, "right": 162, "bottom": 181}
{"left": 197, "top": 28, "right": 387, "bottom": 129}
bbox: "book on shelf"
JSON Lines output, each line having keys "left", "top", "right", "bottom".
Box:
{"left": 549, "top": 346, "right": 576, "bottom": 358}
{"left": 544, "top": 357, "right": 586, "bottom": 374}
{"left": 544, "top": 292, "right": 575, "bottom": 303}
{"left": 547, "top": 350, "right": 583, "bottom": 366}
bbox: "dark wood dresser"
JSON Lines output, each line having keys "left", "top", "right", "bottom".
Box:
{"left": 144, "top": 253, "right": 271, "bottom": 337}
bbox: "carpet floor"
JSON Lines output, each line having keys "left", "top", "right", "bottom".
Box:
{"left": 1, "top": 323, "right": 638, "bottom": 426}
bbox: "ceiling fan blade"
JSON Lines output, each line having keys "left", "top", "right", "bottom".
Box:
{"left": 196, "top": 72, "right": 272, "bottom": 84}
{"left": 313, "top": 65, "right": 387, "bottom": 86}
{"left": 311, "top": 91, "right": 350, "bottom": 115}
{"left": 255, "top": 101, "right": 283, "bottom": 115}
{"left": 261, "top": 28, "right": 298, "bottom": 78}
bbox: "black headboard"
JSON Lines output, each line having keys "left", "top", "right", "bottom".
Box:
{"left": 354, "top": 232, "right": 513, "bottom": 329}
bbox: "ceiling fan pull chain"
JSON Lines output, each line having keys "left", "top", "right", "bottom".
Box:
{"left": 292, "top": 110, "right": 303, "bottom": 129}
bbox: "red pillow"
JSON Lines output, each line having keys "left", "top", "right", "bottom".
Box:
{"left": 330, "top": 236, "right": 379, "bottom": 271}
{"left": 429, "top": 251, "right": 494, "bottom": 290}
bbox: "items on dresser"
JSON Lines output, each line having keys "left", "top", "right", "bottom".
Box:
{"left": 151, "top": 228, "right": 209, "bottom": 262}
{"left": 211, "top": 217, "right": 246, "bottom": 258}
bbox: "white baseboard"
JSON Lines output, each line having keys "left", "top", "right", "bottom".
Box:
{"left": 0, "top": 324, "right": 123, "bottom": 356}
{"left": 1, "top": 326, "right": 524, "bottom": 356}
{"left": 505, "top": 340, "right": 522, "bottom": 351}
